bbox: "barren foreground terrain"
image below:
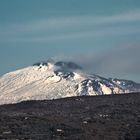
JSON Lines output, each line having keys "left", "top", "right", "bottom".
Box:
{"left": 0, "top": 93, "right": 140, "bottom": 140}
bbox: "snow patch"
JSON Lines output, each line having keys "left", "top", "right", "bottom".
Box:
{"left": 0, "top": 60, "right": 140, "bottom": 105}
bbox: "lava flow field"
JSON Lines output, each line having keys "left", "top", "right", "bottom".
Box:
{"left": 0, "top": 93, "right": 140, "bottom": 140}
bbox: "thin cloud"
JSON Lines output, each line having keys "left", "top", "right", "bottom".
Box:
{"left": 3, "top": 25, "right": 140, "bottom": 43}
{"left": 1, "top": 9, "right": 140, "bottom": 39}
{"left": 73, "top": 45, "right": 140, "bottom": 82}
{"left": 12, "top": 11, "right": 140, "bottom": 33}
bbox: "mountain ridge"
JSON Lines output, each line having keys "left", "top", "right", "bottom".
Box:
{"left": 0, "top": 60, "right": 140, "bottom": 105}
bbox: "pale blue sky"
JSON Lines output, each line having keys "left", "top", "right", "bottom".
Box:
{"left": 0, "top": 0, "right": 140, "bottom": 82}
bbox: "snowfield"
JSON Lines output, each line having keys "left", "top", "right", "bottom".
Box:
{"left": 0, "top": 60, "right": 140, "bottom": 105}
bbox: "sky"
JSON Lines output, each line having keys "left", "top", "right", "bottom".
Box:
{"left": 0, "top": 0, "right": 140, "bottom": 82}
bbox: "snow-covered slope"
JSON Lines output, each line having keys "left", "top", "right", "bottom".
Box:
{"left": 0, "top": 60, "right": 140, "bottom": 105}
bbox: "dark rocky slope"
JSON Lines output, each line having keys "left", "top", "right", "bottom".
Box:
{"left": 0, "top": 93, "right": 140, "bottom": 140}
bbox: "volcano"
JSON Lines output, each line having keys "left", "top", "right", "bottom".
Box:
{"left": 0, "top": 60, "right": 140, "bottom": 105}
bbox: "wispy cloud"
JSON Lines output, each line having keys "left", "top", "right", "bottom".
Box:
{"left": 1, "top": 9, "right": 140, "bottom": 42}
{"left": 73, "top": 45, "right": 140, "bottom": 82}
{"left": 4, "top": 9, "right": 140, "bottom": 31}
{"left": 4, "top": 26, "right": 140, "bottom": 43}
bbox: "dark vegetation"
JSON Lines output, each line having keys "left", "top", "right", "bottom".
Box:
{"left": 0, "top": 93, "right": 140, "bottom": 140}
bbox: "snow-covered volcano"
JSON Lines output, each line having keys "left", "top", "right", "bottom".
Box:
{"left": 0, "top": 60, "right": 140, "bottom": 105}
